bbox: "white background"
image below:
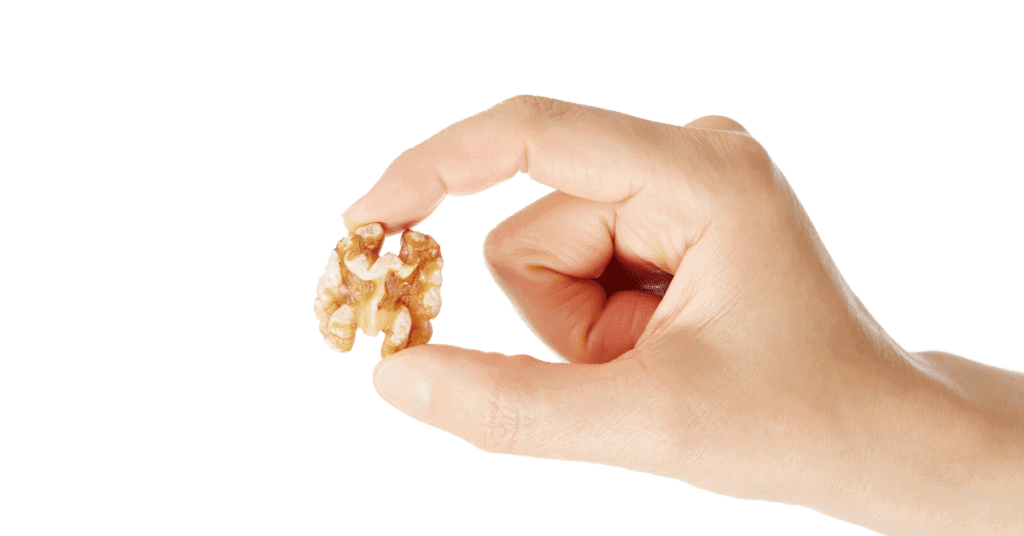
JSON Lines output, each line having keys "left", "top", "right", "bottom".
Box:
{"left": 1, "top": 1, "right": 1021, "bottom": 535}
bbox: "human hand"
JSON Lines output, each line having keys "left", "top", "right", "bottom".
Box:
{"left": 342, "top": 96, "right": 1023, "bottom": 534}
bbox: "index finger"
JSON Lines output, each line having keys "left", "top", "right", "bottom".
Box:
{"left": 342, "top": 95, "right": 676, "bottom": 233}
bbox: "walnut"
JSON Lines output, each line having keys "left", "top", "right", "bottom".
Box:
{"left": 314, "top": 223, "right": 443, "bottom": 358}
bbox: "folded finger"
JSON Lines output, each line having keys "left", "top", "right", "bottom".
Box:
{"left": 484, "top": 191, "right": 662, "bottom": 364}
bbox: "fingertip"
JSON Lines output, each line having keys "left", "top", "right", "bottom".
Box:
{"left": 372, "top": 344, "right": 450, "bottom": 392}
{"left": 341, "top": 200, "right": 363, "bottom": 233}
{"left": 340, "top": 191, "right": 386, "bottom": 232}
{"left": 372, "top": 347, "right": 434, "bottom": 417}
{"left": 342, "top": 183, "right": 444, "bottom": 235}
{"left": 341, "top": 200, "right": 393, "bottom": 235}
{"left": 370, "top": 352, "right": 390, "bottom": 390}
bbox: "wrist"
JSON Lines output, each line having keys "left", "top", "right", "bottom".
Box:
{"left": 817, "top": 346, "right": 1024, "bottom": 534}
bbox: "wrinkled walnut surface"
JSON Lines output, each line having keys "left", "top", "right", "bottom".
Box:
{"left": 314, "top": 223, "right": 442, "bottom": 358}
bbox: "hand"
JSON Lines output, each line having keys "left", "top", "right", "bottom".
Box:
{"left": 343, "top": 96, "right": 1024, "bottom": 534}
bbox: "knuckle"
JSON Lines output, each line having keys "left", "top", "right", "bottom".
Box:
{"left": 689, "top": 128, "right": 773, "bottom": 180}
{"left": 469, "top": 381, "right": 534, "bottom": 454}
{"left": 502, "top": 94, "right": 578, "bottom": 122}
{"left": 730, "top": 135, "right": 776, "bottom": 187}
{"left": 728, "top": 133, "right": 770, "bottom": 167}
{"left": 689, "top": 114, "right": 749, "bottom": 135}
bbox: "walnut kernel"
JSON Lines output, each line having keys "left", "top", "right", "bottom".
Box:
{"left": 314, "top": 223, "right": 442, "bottom": 358}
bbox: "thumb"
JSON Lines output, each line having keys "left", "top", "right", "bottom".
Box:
{"left": 372, "top": 344, "right": 667, "bottom": 467}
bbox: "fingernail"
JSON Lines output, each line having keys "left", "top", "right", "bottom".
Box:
{"left": 373, "top": 354, "right": 431, "bottom": 417}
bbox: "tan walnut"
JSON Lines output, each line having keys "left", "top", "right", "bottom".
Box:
{"left": 314, "top": 223, "right": 442, "bottom": 358}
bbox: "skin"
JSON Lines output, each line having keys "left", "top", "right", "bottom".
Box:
{"left": 342, "top": 96, "right": 1024, "bottom": 535}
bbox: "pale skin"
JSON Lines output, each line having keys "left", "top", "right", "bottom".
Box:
{"left": 342, "top": 96, "right": 1024, "bottom": 535}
